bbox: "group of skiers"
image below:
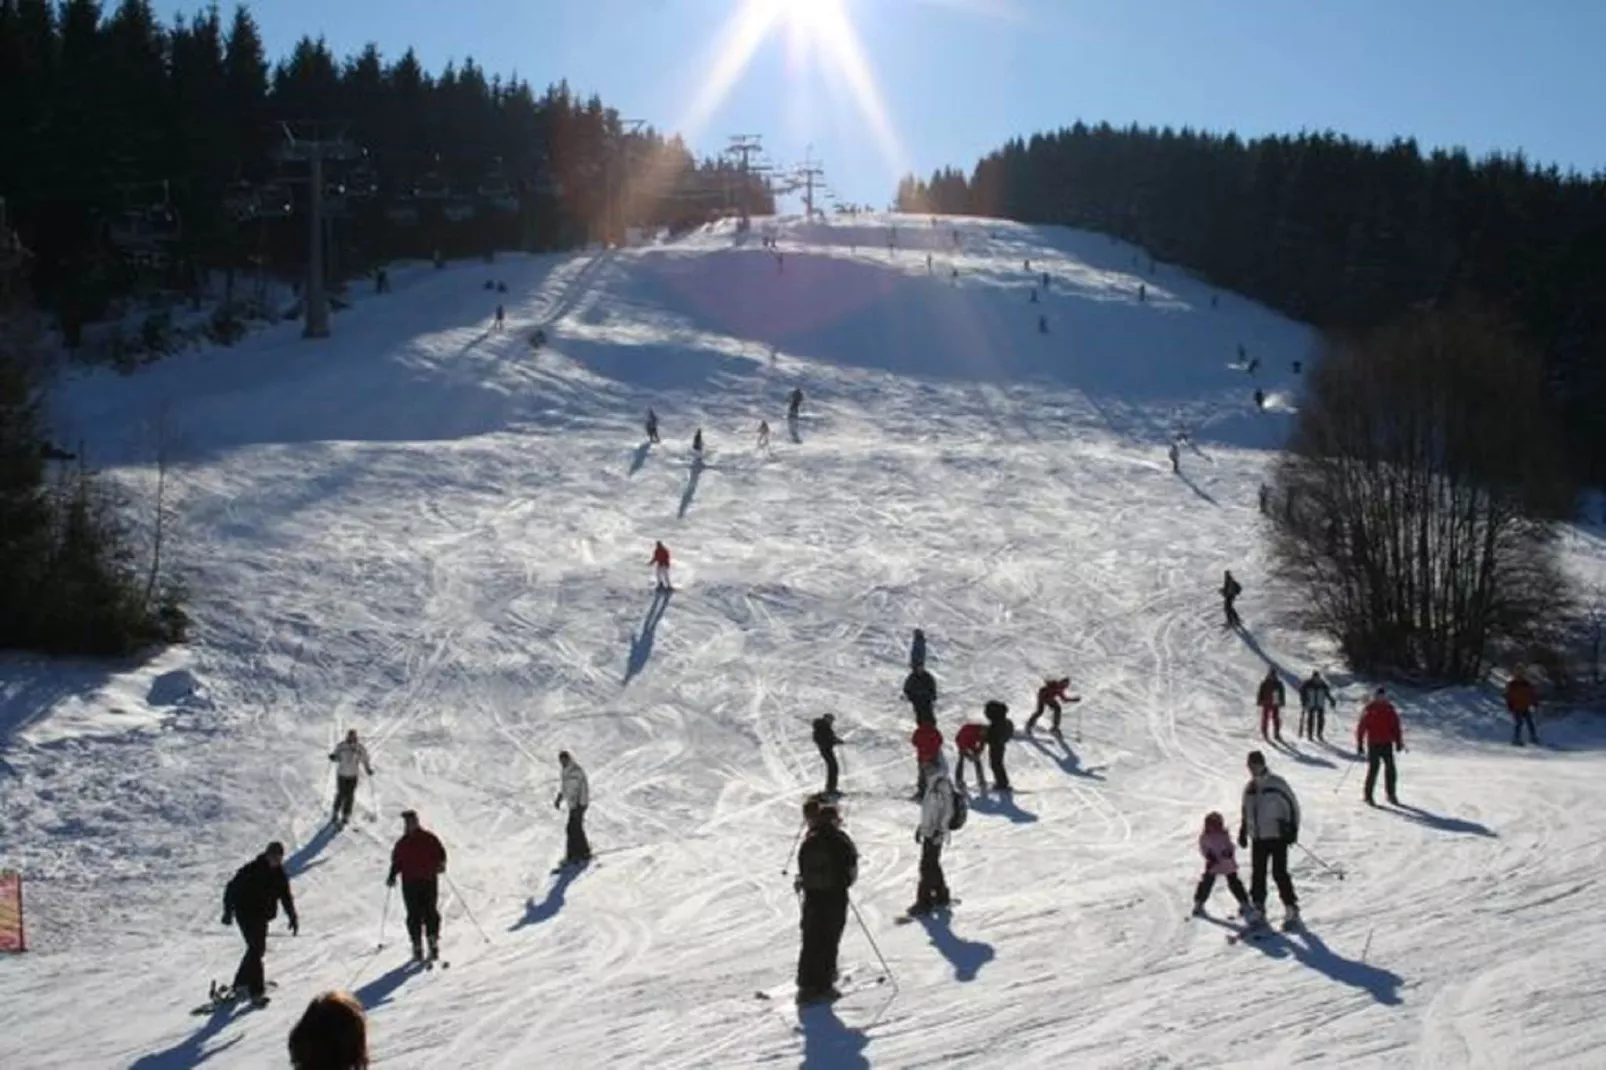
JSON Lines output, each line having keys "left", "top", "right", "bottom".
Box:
{"left": 1253, "top": 667, "right": 1336, "bottom": 743}
{"left": 642, "top": 388, "right": 803, "bottom": 458}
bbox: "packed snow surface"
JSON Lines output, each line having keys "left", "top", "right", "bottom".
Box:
{"left": 3, "top": 214, "right": 1605, "bottom": 1068}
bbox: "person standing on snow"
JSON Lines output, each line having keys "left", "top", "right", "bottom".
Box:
{"left": 794, "top": 796, "right": 857, "bottom": 1006}
{"left": 650, "top": 541, "right": 672, "bottom": 591}
{"left": 1025, "top": 677, "right": 1074, "bottom": 734}
{"left": 1221, "top": 570, "right": 1243, "bottom": 628}
{"left": 1298, "top": 671, "right": 1334, "bottom": 741}
{"left": 1192, "top": 811, "right": 1250, "bottom": 918}
{"left": 984, "top": 700, "right": 1015, "bottom": 792}
{"left": 788, "top": 387, "right": 804, "bottom": 420}
{"left": 911, "top": 721, "right": 943, "bottom": 800}
{"left": 954, "top": 720, "right": 986, "bottom": 793}
{"left": 1237, "top": 750, "right": 1301, "bottom": 931}
{"left": 1256, "top": 669, "right": 1286, "bottom": 742}
{"left": 909, "top": 628, "right": 927, "bottom": 671}
{"left": 1356, "top": 687, "right": 1404, "bottom": 806}
{"left": 645, "top": 408, "right": 660, "bottom": 444}
{"left": 553, "top": 751, "right": 592, "bottom": 866}
{"left": 387, "top": 810, "right": 447, "bottom": 962}
{"left": 692, "top": 428, "right": 704, "bottom": 456}
{"left": 222, "top": 841, "right": 299, "bottom": 1007}
{"left": 908, "top": 754, "right": 955, "bottom": 917}
{"left": 757, "top": 420, "right": 771, "bottom": 450}
{"left": 328, "top": 730, "right": 374, "bottom": 827}
{"left": 903, "top": 665, "right": 937, "bottom": 726}
{"left": 1168, "top": 440, "right": 1180, "bottom": 474}
{"left": 493, "top": 304, "right": 505, "bottom": 330}
{"left": 812, "top": 714, "right": 843, "bottom": 796}
{"left": 1504, "top": 667, "right": 1540, "bottom": 746}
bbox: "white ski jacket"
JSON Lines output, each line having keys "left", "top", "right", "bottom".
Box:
{"left": 1240, "top": 771, "right": 1300, "bottom": 843}
{"left": 329, "top": 739, "right": 372, "bottom": 779}
{"left": 560, "top": 762, "right": 590, "bottom": 809}
{"left": 918, "top": 763, "right": 954, "bottom": 845}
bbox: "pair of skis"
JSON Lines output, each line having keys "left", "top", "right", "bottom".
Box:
{"left": 190, "top": 980, "right": 277, "bottom": 1016}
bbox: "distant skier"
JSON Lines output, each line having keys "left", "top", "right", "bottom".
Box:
{"left": 1038, "top": 314, "right": 1048, "bottom": 334}
{"left": 953, "top": 721, "right": 986, "bottom": 793}
{"left": 757, "top": 420, "right": 770, "bottom": 450}
{"left": 1220, "top": 569, "right": 1243, "bottom": 628}
{"left": 984, "top": 700, "right": 1014, "bottom": 792}
{"left": 1237, "top": 750, "right": 1301, "bottom": 931}
{"left": 812, "top": 713, "right": 843, "bottom": 796}
{"left": 1138, "top": 284, "right": 1146, "bottom": 303}
{"left": 1247, "top": 357, "right": 1260, "bottom": 375}
{"left": 1504, "top": 667, "right": 1540, "bottom": 745}
{"left": 1298, "top": 671, "right": 1334, "bottom": 741}
{"left": 1192, "top": 811, "right": 1250, "bottom": 918}
{"left": 1030, "top": 288, "right": 1039, "bottom": 303}
{"left": 1168, "top": 440, "right": 1180, "bottom": 474}
{"left": 645, "top": 408, "right": 660, "bottom": 444}
{"left": 1356, "top": 687, "right": 1404, "bottom": 806}
{"left": 909, "top": 628, "right": 927, "bottom": 670}
{"left": 288, "top": 991, "right": 369, "bottom": 1070}
{"left": 926, "top": 253, "right": 933, "bottom": 272}
{"left": 1041, "top": 271, "right": 1049, "bottom": 289}
{"left": 692, "top": 428, "right": 704, "bottom": 455}
{"left": 1025, "top": 677, "right": 1074, "bottom": 734}
{"left": 493, "top": 304, "right": 505, "bottom": 330}
{"left": 902, "top": 665, "right": 937, "bottom": 726}
{"left": 788, "top": 387, "right": 803, "bottom": 419}
{"left": 328, "top": 729, "right": 374, "bottom": 827}
{"left": 386, "top": 810, "right": 446, "bottom": 962}
{"left": 1256, "top": 669, "right": 1286, "bottom": 742}
{"left": 911, "top": 721, "right": 943, "bottom": 800}
{"left": 908, "top": 753, "right": 955, "bottom": 917}
{"left": 222, "top": 841, "right": 298, "bottom": 1008}
{"left": 794, "top": 796, "right": 857, "bottom": 1006}
{"left": 1258, "top": 484, "right": 1270, "bottom": 514}
{"left": 553, "top": 751, "right": 592, "bottom": 866}
{"left": 1023, "top": 259, "right": 1031, "bottom": 271}
{"left": 650, "top": 541, "right": 672, "bottom": 590}
{"left": 1253, "top": 388, "right": 1266, "bottom": 410}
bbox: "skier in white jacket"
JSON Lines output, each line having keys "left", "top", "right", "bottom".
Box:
{"left": 328, "top": 730, "right": 374, "bottom": 826}
{"left": 553, "top": 751, "right": 592, "bottom": 867}
{"left": 908, "top": 754, "right": 955, "bottom": 916}
{"left": 1237, "top": 749, "right": 1301, "bottom": 930}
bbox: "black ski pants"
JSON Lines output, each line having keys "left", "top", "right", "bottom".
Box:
{"left": 917, "top": 839, "right": 949, "bottom": 909}
{"left": 1512, "top": 712, "right": 1539, "bottom": 745}
{"left": 796, "top": 890, "right": 848, "bottom": 993}
{"left": 911, "top": 700, "right": 935, "bottom": 726}
{"left": 1249, "top": 839, "right": 1298, "bottom": 911}
{"left": 819, "top": 746, "right": 839, "bottom": 795}
{"left": 988, "top": 743, "right": 1010, "bottom": 791}
{"left": 955, "top": 750, "right": 986, "bottom": 792}
{"left": 1224, "top": 599, "right": 1240, "bottom": 628}
{"left": 332, "top": 775, "right": 358, "bottom": 822}
{"left": 1026, "top": 698, "right": 1062, "bottom": 732}
{"left": 565, "top": 804, "right": 591, "bottom": 863}
{"left": 402, "top": 878, "right": 441, "bottom": 947}
{"left": 1364, "top": 742, "right": 1398, "bottom": 803}
{"left": 1194, "top": 871, "right": 1248, "bottom": 907}
{"left": 232, "top": 916, "right": 270, "bottom": 998}
{"left": 1300, "top": 705, "right": 1326, "bottom": 740}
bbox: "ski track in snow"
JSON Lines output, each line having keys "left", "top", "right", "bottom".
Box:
{"left": 2, "top": 215, "right": 1605, "bottom": 1068}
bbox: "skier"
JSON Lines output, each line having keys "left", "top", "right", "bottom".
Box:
{"left": 793, "top": 796, "right": 857, "bottom": 1005}
{"left": 1041, "top": 271, "right": 1050, "bottom": 289}
{"left": 1168, "top": 440, "right": 1180, "bottom": 474}
{"left": 909, "top": 627, "right": 927, "bottom": 670}
{"left": 1038, "top": 314, "right": 1048, "bottom": 334}
{"left": 1256, "top": 669, "right": 1286, "bottom": 741}
{"left": 1138, "top": 283, "right": 1146, "bottom": 303}
{"left": 1253, "top": 388, "right": 1266, "bottom": 410}
{"left": 788, "top": 387, "right": 803, "bottom": 419}
{"left": 984, "top": 700, "right": 1014, "bottom": 792}
{"left": 908, "top": 753, "right": 955, "bottom": 917}
{"left": 1504, "top": 667, "right": 1540, "bottom": 745}
{"left": 1192, "top": 811, "right": 1251, "bottom": 918}
{"left": 553, "top": 751, "right": 592, "bottom": 866}
{"left": 1298, "top": 671, "right": 1334, "bottom": 741}
{"left": 1247, "top": 357, "right": 1260, "bottom": 375}
{"left": 1023, "top": 259, "right": 1030, "bottom": 272}
{"left": 1025, "top": 677, "right": 1073, "bottom": 734}
{"left": 328, "top": 729, "right": 374, "bottom": 827}
{"left": 692, "top": 428, "right": 703, "bottom": 456}
{"left": 812, "top": 714, "right": 843, "bottom": 796}
{"left": 650, "top": 541, "right": 672, "bottom": 590}
{"left": 1029, "top": 288, "right": 1039, "bottom": 303}
{"left": 493, "top": 304, "right": 505, "bottom": 330}
{"left": 953, "top": 720, "right": 986, "bottom": 793}
{"left": 926, "top": 253, "right": 933, "bottom": 272}
{"left": 387, "top": 810, "right": 447, "bottom": 962}
{"left": 645, "top": 408, "right": 660, "bottom": 444}
{"left": 757, "top": 420, "right": 770, "bottom": 450}
{"left": 902, "top": 665, "right": 937, "bottom": 726}
{"left": 1356, "top": 687, "right": 1404, "bottom": 806}
{"left": 1237, "top": 750, "right": 1301, "bottom": 931}
{"left": 288, "top": 990, "right": 369, "bottom": 1070}
{"left": 911, "top": 721, "right": 943, "bottom": 800}
{"left": 222, "top": 841, "right": 298, "bottom": 1008}
{"left": 1258, "top": 484, "right": 1270, "bottom": 514}
{"left": 1220, "top": 570, "right": 1243, "bottom": 628}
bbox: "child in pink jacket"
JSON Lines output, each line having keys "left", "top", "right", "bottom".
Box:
{"left": 1192, "top": 811, "right": 1251, "bottom": 918}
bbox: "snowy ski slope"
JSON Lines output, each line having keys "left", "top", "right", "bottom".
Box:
{"left": 3, "top": 214, "right": 1605, "bottom": 1068}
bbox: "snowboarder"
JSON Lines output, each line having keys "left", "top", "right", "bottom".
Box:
{"left": 788, "top": 387, "right": 803, "bottom": 419}
{"left": 902, "top": 665, "right": 937, "bottom": 726}
{"left": 909, "top": 628, "right": 927, "bottom": 671}
{"left": 1505, "top": 667, "right": 1540, "bottom": 745}
{"left": 650, "top": 541, "right": 672, "bottom": 590}
{"left": 288, "top": 990, "right": 368, "bottom": 1070}
{"left": 222, "top": 841, "right": 298, "bottom": 1008}
{"left": 1256, "top": 669, "right": 1286, "bottom": 741}
{"left": 493, "top": 304, "right": 504, "bottom": 330}
{"left": 954, "top": 721, "right": 986, "bottom": 792}
{"left": 911, "top": 721, "right": 943, "bottom": 800}
{"left": 793, "top": 796, "right": 857, "bottom": 1005}
{"left": 1025, "top": 677, "right": 1073, "bottom": 734}
{"left": 692, "top": 428, "right": 704, "bottom": 455}
{"left": 1298, "top": 671, "right": 1334, "bottom": 741}
{"left": 645, "top": 408, "right": 660, "bottom": 444}
{"left": 553, "top": 751, "right": 592, "bottom": 866}
{"left": 1168, "top": 440, "right": 1180, "bottom": 474}
{"left": 1192, "top": 811, "right": 1250, "bottom": 918}
{"left": 1220, "top": 570, "right": 1243, "bottom": 628}
{"left": 908, "top": 754, "right": 955, "bottom": 917}
{"left": 812, "top": 714, "right": 843, "bottom": 796}
{"left": 757, "top": 420, "right": 770, "bottom": 450}
{"left": 386, "top": 810, "right": 447, "bottom": 963}
{"left": 1237, "top": 751, "right": 1300, "bottom": 931}
{"left": 984, "top": 700, "right": 1014, "bottom": 792}
{"left": 1356, "top": 688, "right": 1404, "bottom": 806}
{"left": 328, "top": 729, "right": 374, "bottom": 827}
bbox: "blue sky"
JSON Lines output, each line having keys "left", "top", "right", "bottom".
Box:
{"left": 159, "top": 0, "right": 1606, "bottom": 210}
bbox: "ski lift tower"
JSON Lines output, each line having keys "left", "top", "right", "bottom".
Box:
{"left": 275, "top": 120, "right": 360, "bottom": 339}
{"left": 794, "top": 147, "right": 826, "bottom": 221}
{"left": 725, "top": 134, "right": 764, "bottom": 229}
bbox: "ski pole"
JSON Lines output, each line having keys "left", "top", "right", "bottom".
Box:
{"left": 848, "top": 896, "right": 897, "bottom": 990}
{"left": 1295, "top": 842, "right": 1346, "bottom": 881}
{"left": 1333, "top": 754, "right": 1359, "bottom": 795}
{"left": 376, "top": 884, "right": 393, "bottom": 949}
{"left": 781, "top": 814, "right": 807, "bottom": 877}
{"left": 444, "top": 872, "right": 492, "bottom": 944}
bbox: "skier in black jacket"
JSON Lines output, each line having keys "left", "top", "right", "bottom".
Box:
{"left": 812, "top": 713, "right": 843, "bottom": 796}
{"left": 793, "top": 797, "right": 858, "bottom": 1005}
{"left": 903, "top": 667, "right": 937, "bottom": 726}
{"left": 984, "top": 700, "right": 1014, "bottom": 791}
{"left": 222, "top": 841, "right": 298, "bottom": 1007}
{"left": 1221, "top": 570, "right": 1243, "bottom": 628}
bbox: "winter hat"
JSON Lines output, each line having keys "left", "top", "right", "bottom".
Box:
{"left": 1246, "top": 750, "right": 1267, "bottom": 770}
{"left": 265, "top": 841, "right": 286, "bottom": 858}
{"left": 822, "top": 713, "right": 834, "bottom": 722}
{"left": 984, "top": 700, "right": 1008, "bottom": 719}
{"left": 400, "top": 809, "right": 419, "bottom": 823}
{"left": 1203, "top": 811, "right": 1225, "bottom": 830}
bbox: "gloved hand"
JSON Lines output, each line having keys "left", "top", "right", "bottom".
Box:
{"left": 221, "top": 912, "right": 232, "bottom": 927}
{"left": 914, "top": 830, "right": 922, "bottom": 844}
{"left": 386, "top": 874, "right": 397, "bottom": 889}
{"left": 288, "top": 915, "right": 300, "bottom": 936}
{"left": 1237, "top": 832, "right": 1247, "bottom": 849}
{"left": 1397, "top": 743, "right": 1406, "bottom": 753}
{"left": 1356, "top": 747, "right": 1364, "bottom": 758}
{"left": 553, "top": 795, "right": 562, "bottom": 809}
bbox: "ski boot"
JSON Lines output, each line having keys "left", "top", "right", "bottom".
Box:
{"left": 428, "top": 939, "right": 440, "bottom": 963}
{"left": 1190, "top": 901, "right": 1207, "bottom": 918}
{"left": 1281, "top": 906, "right": 1302, "bottom": 932}
{"left": 411, "top": 941, "right": 425, "bottom": 963}
{"left": 1241, "top": 903, "right": 1267, "bottom": 930}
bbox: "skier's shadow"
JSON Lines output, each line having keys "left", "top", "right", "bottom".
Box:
{"left": 510, "top": 866, "right": 582, "bottom": 931}
{"left": 1177, "top": 468, "right": 1218, "bottom": 505}
{"left": 914, "top": 910, "right": 996, "bottom": 981}
{"left": 1268, "top": 739, "right": 1337, "bottom": 770}
{"left": 128, "top": 1008, "right": 243, "bottom": 1069}
{"left": 1389, "top": 802, "right": 1497, "bottom": 838}
{"left": 285, "top": 821, "right": 338, "bottom": 878}
{"left": 623, "top": 589, "right": 672, "bottom": 685}
{"left": 1024, "top": 732, "right": 1105, "bottom": 780}
{"left": 353, "top": 961, "right": 426, "bottom": 1011}
{"left": 798, "top": 1002, "right": 869, "bottom": 1070}
{"left": 628, "top": 440, "right": 651, "bottom": 477}
{"left": 678, "top": 456, "right": 705, "bottom": 518}
{"left": 967, "top": 789, "right": 1038, "bottom": 824}
{"left": 1285, "top": 928, "right": 1404, "bottom": 1005}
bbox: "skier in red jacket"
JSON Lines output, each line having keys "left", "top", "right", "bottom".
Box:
{"left": 1355, "top": 688, "right": 1404, "bottom": 806}
{"left": 911, "top": 722, "right": 943, "bottom": 800}
{"left": 1025, "top": 677, "right": 1075, "bottom": 733}
{"left": 954, "top": 722, "right": 986, "bottom": 792}
{"left": 650, "top": 541, "right": 672, "bottom": 591}
{"left": 387, "top": 810, "right": 448, "bottom": 962}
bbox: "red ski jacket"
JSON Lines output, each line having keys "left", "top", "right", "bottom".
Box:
{"left": 1356, "top": 699, "right": 1403, "bottom": 748}
{"left": 1037, "top": 679, "right": 1069, "bottom": 704}
{"left": 389, "top": 829, "right": 447, "bottom": 883}
{"left": 651, "top": 545, "right": 670, "bottom": 567}
{"left": 911, "top": 723, "right": 943, "bottom": 763}
{"left": 1504, "top": 677, "right": 1537, "bottom": 714}
{"left": 955, "top": 723, "right": 984, "bottom": 755}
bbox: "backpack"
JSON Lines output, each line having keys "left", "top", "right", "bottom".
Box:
{"left": 948, "top": 790, "right": 968, "bottom": 831}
